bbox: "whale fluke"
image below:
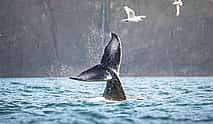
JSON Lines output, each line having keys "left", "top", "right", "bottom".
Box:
{"left": 69, "top": 64, "right": 112, "bottom": 81}
{"left": 69, "top": 32, "right": 126, "bottom": 101}
{"left": 101, "top": 32, "right": 121, "bottom": 72}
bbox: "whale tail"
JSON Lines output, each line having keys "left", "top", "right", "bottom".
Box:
{"left": 70, "top": 32, "right": 121, "bottom": 81}
{"left": 69, "top": 32, "right": 126, "bottom": 101}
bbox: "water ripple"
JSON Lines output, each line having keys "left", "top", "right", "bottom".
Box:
{"left": 0, "top": 77, "right": 213, "bottom": 124}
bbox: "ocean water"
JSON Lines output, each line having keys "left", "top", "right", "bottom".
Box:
{"left": 0, "top": 77, "right": 213, "bottom": 124}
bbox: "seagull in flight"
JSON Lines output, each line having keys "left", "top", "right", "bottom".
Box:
{"left": 121, "top": 6, "right": 146, "bottom": 23}
{"left": 172, "top": 0, "right": 183, "bottom": 16}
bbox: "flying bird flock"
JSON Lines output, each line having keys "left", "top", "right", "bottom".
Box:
{"left": 120, "top": 1, "right": 183, "bottom": 23}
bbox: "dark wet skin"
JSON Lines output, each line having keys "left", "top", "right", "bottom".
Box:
{"left": 103, "top": 69, "right": 126, "bottom": 101}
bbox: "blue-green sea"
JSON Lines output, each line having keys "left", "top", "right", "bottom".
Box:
{"left": 0, "top": 77, "right": 213, "bottom": 124}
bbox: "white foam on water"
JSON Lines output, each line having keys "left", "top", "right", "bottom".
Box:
{"left": 86, "top": 97, "right": 122, "bottom": 103}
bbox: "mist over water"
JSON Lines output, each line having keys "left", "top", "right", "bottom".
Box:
{"left": 0, "top": 77, "right": 213, "bottom": 124}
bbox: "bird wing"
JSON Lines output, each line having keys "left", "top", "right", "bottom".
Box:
{"left": 179, "top": 0, "right": 183, "bottom": 6}
{"left": 138, "top": 15, "right": 147, "bottom": 19}
{"left": 173, "top": 0, "right": 183, "bottom": 6}
{"left": 172, "top": 0, "right": 178, "bottom": 5}
{"left": 124, "top": 6, "right": 136, "bottom": 18}
{"left": 176, "top": 4, "right": 180, "bottom": 16}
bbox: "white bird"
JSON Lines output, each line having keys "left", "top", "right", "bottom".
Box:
{"left": 121, "top": 6, "right": 146, "bottom": 23}
{"left": 172, "top": 0, "right": 183, "bottom": 16}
